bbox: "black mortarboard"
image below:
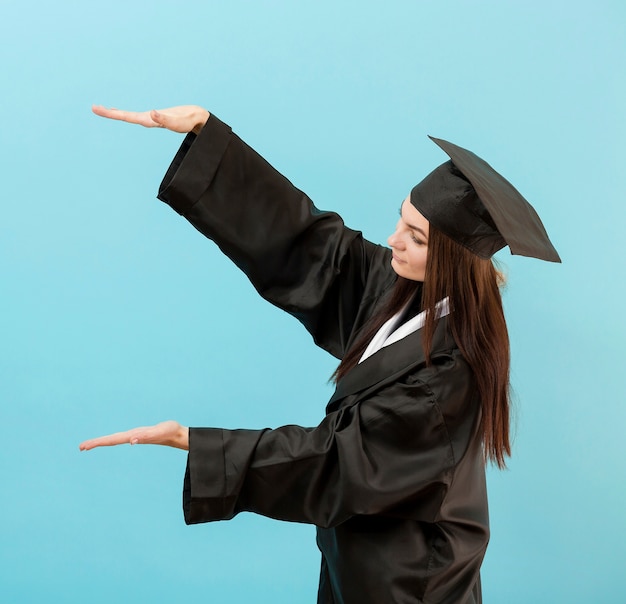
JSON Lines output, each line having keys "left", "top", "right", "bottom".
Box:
{"left": 410, "top": 137, "right": 561, "bottom": 262}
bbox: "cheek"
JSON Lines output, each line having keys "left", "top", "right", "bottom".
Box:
{"left": 401, "top": 247, "right": 428, "bottom": 280}
{"left": 409, "top": 248, "right": 428, "bottom": 269}
{"left": 416, "top": 250, "right": 428, "bottom": 277}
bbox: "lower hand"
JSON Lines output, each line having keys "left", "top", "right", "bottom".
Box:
{"left": 79, "top": 420, "right": 189, "bottom": 451}
{"left": 92, "top": 105, "right": 210, "bottom": 135}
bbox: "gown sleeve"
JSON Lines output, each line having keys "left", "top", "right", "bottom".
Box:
{"left": 157, "top": 115, "right": 396, "bottom": 359}
{"left": 183, "top": 351, "right": 478, "bottom": 528}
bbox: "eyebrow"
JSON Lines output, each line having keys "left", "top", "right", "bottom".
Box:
{"left": 399, "top": 203, "right": 429, "bottom": 240}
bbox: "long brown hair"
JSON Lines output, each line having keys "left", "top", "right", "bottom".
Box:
{"left": 333, "top": 225, "right": 511, "bottom": 467}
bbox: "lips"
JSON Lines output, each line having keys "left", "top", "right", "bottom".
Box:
{"left": 392, "top": 253, "right": 406, "bottom": 264}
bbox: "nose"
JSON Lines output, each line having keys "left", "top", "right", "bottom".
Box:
{"left": 387, "top": 223, "right": 404, "bottom": 249}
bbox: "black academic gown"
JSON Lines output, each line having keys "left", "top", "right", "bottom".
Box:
{"left": 157, "top": 115, "right": 489, "bottom": 604}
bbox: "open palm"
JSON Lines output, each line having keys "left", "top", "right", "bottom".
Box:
{"left": 92, "top": 104, "right": 210, "bottom": 134}
{"left": 79, "top": 420, "right": 189, "bottom": 451}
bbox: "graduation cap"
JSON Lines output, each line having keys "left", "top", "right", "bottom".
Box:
{"left": 410, "top": 137, "right": 561, "bottom": 262}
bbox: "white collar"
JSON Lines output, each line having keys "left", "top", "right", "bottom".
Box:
{"left": 358, "top": 298, "right": 450, "bottom": 364}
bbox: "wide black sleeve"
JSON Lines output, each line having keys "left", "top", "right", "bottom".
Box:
{"left": 182, "top": 352, "right": 480, "bottom": 528}
{"left": 157, "top": 115, "right": 395, "bottom": 359}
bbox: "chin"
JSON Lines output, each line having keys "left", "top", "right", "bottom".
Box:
{"left": 391, "top": 259, "right": 423, "bottom": 282}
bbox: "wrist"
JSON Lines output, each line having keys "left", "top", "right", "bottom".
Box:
{"left": 192, "top": 110, "right": 211, "bottom": 135}
{"left": 179, "top": 425, "right": 190, "bottom": 451}
{"left": 166, "top": 423, "right": 189, "bottom": 450}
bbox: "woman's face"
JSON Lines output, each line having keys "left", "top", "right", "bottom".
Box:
{"left": 387, "top": 197, "right": 429, "bottom": 282}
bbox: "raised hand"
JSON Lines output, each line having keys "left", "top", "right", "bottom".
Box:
{"left": 79, "top": 420, "right": 189, "bottom": 451}
{"left": 92, "top": 104, "right": 210, "bottom": 134}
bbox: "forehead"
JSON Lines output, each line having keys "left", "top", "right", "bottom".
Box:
{"left": 401, "top": 197, "right": 430, "bottom": 232}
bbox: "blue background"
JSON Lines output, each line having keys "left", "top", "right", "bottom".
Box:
{"left": 1, "top": 1, "right": 624, "bottom": 601}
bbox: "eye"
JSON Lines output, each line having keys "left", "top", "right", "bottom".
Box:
{"left": 411, "top": 233, "right": 425, "bottom": 245}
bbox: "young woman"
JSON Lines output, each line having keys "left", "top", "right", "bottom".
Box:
{"left": 80, "top": 105, "right": 560, "bottom": 604}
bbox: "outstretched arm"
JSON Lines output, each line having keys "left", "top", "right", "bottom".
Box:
{"left": 79, "top": 420, "right": 189, "bottom": 451}
{"left": 92, "top": 104, "right": 210, "bottom": 135}
{"left": 92, "top": 104, "right": 394, "bottom": 358}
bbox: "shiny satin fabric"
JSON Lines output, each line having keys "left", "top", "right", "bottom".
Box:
{"left": 159, "top": 115, "right": 489, "bottom": 603}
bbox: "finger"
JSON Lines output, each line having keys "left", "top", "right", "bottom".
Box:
{"left": 127, "top": 421, "right": 185, "bottom": 448}
{"left": 150, "top": 108, "right": 198, "bottom": 133}
{"left": 149, "top": 110, "right": 167, "bottom": 129}
{"left": 92, "top": 105, "right": 156, "bottom": 128}
{"left": 92, "top": 105, "right": 133, "bottom": 120}
{"left": 131, "top": 421, "right": 173, "bottom": 445}
{"left": 79, "top": 428, "right": 145, "bottom": 451}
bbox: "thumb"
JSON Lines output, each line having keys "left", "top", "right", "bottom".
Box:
{"left": 150, "top": 109, "right": 166, "bottom": 128}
